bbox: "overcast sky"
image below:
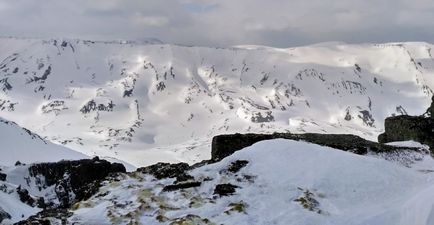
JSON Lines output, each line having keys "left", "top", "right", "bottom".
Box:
{"left": 1, "top": 0, "right": 434, "bottom": 47}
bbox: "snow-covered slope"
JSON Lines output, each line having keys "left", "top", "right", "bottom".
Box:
{"left": 1, "top": 38, "right": 434, "bottom": 166}
{"left": 0, "top": 117, "right": 88, "bottom": 166}
{"left": 43, "top": 139, "right": 434, "bottom": 225}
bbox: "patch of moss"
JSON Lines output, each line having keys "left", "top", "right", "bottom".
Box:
{"left": 189, "top": 195, "right": 205, "bottom": 208}
{"left": 156, "top": 213, "right": 169, "bottom": 223}
{"left": 71, "top": 200, "right": 94, "bottom": 210}
{"left": 169, "top": 214, "right": 215, "bottom": 225}
{"left": 107, "top": 210, "right": 122, "bottom": 224}
{"left": 128, "top": 172, "right": 144, "bottom": 180}
{"left": 224, "top": 201, "right": 248, "bottom": 215}
{"left": 294, "top": 189, "right": 324, "bottom": 214}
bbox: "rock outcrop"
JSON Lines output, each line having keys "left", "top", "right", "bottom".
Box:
{"left": 0, "top": 171, "right": 6, "bottom": 181}
{"left": 378, "top": 116, "right": 434, "bottom": 149}
{"left": 211, "top": 133, "right": 415, "bottom": 161}
{"left": 378, "top": 97, "right": 434, "bottom": 150}
{"left": 28, "top": 157, "right": 126, "bottom": 207}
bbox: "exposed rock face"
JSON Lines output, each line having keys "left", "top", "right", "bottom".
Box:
{"left": 28, "top": 157, "right": 126, "bottom": 207}
{"left": 211, "top": 133, "right": 413, "bottom": 161}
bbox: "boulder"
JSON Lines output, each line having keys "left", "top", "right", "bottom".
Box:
{"left": 163, "top": 181, "right": 202, "bottom": 192}
{"left": 378, "top": 115, "right": 434, "bottom": 149}
{"left": 0, "top": 172, "right": 6, "bottom": 181}
{"left": 226, "top": 160, "right": 249, "bottom": 173}
{"left": 28, "top": 157, "right": 126, "bottom": 207}
{"left": 214, "top": 183, "right": 239, "bottom": 196}
{"left": 378, "top": 96, "right": 434, "bottom": 150}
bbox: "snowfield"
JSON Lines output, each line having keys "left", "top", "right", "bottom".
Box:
{"left": 53, "top": 139, "right": 434, "bottom": 225}
{"left": 0, "top": 38, "right": 434, "bottom": 167}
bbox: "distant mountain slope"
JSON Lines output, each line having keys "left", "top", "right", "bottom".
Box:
{"left": 0, "top": 38, "right": 433, "bottom": 166}
{"left": 0, "top": 117, "right": 88, "bottom": 166}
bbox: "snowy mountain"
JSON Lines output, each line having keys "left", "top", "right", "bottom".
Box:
{"left": 0, "top": 117, "right": 88, "bottom": 166}
{"left": 1, "top": 37, "right": 434, "bottom": 167}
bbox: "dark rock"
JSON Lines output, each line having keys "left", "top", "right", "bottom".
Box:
{"left": 0, "top": 172, "right": 6, "bottom": 181}
{"left": 211, "top": 133, "right": 412, "bottom": 161}
{"left": 28, "top": 66, "right": 51, "bottom": 83}
{"left": 251, "top": 111, "right": 274, "bottom": 123}
{"left": 175, "top": 173, "right": 195, "bottom": 183}
{"left": 378, "top": 97, "right": 434, "bottom": 150}
{"left": 0, "top": 78, "right": 13, "bottom": 91}
{"left": 214, "top": 183, "right": 239, "bottom": 196}
{"left": 36, "top": 197, "right": 46, "bottom": 209}
{"left": 226, "top": 160, "right": 249, "bottom": 173}
{"left": 162, "top": 181, "right": 202, "bottom": 192}
{"left": 190, "top": 160, "right": 212, "bottom": 169}
{"left": 426, "top": 95, "right": 434, "bottom": 118}
{"left": 358, "top": 110, "right": 375, "bottom": 127}
{"left": 15, "top": 208, "right": 71, "bottom": 225}
{"left": 17, "top": 186, "right": 35, "bottom": 206}
{"left": 123, "top": 89, "right": 133, "bottom": 97}
{"left": 137, "top": 162, "right": 190, "bottom": 180}
{"left": 80, "top": 100, "right": 115, "bottom": 114}
{"left": 28, "top": 157, "right": 126, "bottom": 207}
{"left": 15, "top": 160, "right": 22, "bottom": 166}
{"left": 0, "top": 206, "right": 11, "bottom": 223}
{"left": 378, "top": 115, "right": 434, "bottom": 149}
{"left": 61, "top": 41, "right": 68, "bottom": 47}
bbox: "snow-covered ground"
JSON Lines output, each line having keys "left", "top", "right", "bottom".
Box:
{"left": 1, "top": 38, "right": 434, "bottom": 167}
{"left": 52, "top": 139, "right": 434, "bottom": 225}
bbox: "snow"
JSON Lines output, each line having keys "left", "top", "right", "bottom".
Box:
{"left": 0, "top": 190, "right": 40, "bottom": 224}
{"left": 0, "top": 117, "right": 89, "bottom": 166}
{"left": 386, "top": 140, "right": 429, "bottom": 149}
{"left": 65, "top": 139, "right": 434, "bottom": 225}
{"left": 1, "top": 38, "right": 434, "bottom": 167}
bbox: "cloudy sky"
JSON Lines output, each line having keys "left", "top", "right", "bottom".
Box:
{"left": 1, "top": 0, "right": 434, "bottom": 47}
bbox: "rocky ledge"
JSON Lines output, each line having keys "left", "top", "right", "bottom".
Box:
{"left": 211, "top": 133, "right": 420, "bottom": 161}
{"left": 10, "top": 157, "right": 125, "bottom": 224}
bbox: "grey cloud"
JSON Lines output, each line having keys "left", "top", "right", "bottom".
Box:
{"left": 0, "top": 0, "right": 433, "bottom": 47}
